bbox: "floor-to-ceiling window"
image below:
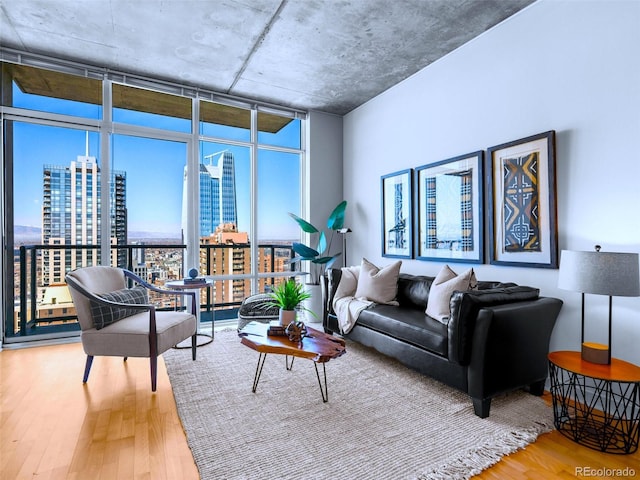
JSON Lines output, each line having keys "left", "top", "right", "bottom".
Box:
{"left": 198, "top": 101, "right": 303, "bottom": 319}
{"left": 1, "top": 55, "right": 305, "bottom": 343}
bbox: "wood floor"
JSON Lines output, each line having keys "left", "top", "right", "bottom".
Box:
{"left": 1, "top": 342, "right": 638, "bottom": 479}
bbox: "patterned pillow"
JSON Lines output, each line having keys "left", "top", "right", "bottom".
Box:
{"left": 90, "top": 286, "right": 149, "bottom": 330}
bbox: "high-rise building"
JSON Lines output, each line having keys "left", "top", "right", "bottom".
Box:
{"left": 185, "top": 150, "right": 290, "bottom": 308}
{"left": 196, "top": 151, "right": 238, "bottom": 237}
{"left": 200, "top": 223, "right": 290, "bottom": 307}
{"left": 200, "top": 223, "right": 250, "bottom": 306}
{"left": 42, "top": 155, "right": 127, "bottom": 284}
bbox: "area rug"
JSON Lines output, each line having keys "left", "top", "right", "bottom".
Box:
{"left": 163, "top": 329, "right": 553, "bottom": 480}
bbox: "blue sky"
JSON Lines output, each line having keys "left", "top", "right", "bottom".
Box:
{"left": 12, "top": 88, "right": 301, "bottom": 241}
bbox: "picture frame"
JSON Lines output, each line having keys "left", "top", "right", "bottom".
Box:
{"left": 381, "top": 169, "right": 413, "bottom": 258}
{"left": 486, "top": 130, "right": 558, "bottom": 268}
{"left": 414, "top": 151, "right": 484, "bottom": 264}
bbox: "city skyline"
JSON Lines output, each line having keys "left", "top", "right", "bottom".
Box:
{"left": 11, "top": 86, "right": 302, "bottom": 243}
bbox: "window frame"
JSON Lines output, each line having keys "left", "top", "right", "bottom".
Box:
{"left": 1, "top": 53, "right": 307, "bottom": 343}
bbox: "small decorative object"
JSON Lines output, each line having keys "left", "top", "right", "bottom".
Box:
{"left": 184, "top": 267, "right": 206, "bottom": 284}
{"left": 557, "top": 246, "right": 640, "bottom": 364}
{"left": 285, "top": 320, "right": 307, "bottom": 344}
{"left": 415, "top": 151, "right": 484, "bottom": 264}
{"left": 266, "top": 278, "right": 313, "bottom": 327}
{"left": 381, "top": 169, "right": 413, "bottom": 258}
{"left": 486, "top": 130, "right": 557, "bottom": 268}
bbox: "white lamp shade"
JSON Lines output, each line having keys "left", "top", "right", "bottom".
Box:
{"left": 558, "top": 250, "right": 640, "bottom": 297}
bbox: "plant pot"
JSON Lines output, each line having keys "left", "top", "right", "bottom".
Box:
{"left": 302, "top": 284, "right": 322, "bottom": 323}
{"left": 279, "top": 309, "right": 296, "bottom": 327}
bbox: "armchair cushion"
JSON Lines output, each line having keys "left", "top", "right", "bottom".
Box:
{"left": 81, "top": 310, "right": 196, "bottom": 357}
{"left": 90, "top": 286, "right": 149, "bottom": 329}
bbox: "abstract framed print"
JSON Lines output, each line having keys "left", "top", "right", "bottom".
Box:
{"left": 381, "top": 169, "right": 413, "bottom": 258}
{"left": 486, "top": 130, "right": 558, "bottom": 268}
{"left": 414, "top": 151, "right": 484, "bottom": 264}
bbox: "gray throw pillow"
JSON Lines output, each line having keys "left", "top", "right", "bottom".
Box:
{"left": 90, "top": 286, "right": 149, "bottom": 330}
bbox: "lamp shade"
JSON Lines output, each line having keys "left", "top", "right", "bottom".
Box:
{"left": 558, "top": 250, "right": 640, "bottom": 297}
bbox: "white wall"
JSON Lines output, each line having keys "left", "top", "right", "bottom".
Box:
{"left": 343, "top": 0, "right": 640, "bottom": 364}
{"left": 306, "top": 110, "right": 344, "bottom": 255}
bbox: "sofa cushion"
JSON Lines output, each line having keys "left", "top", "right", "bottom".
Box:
{"left": 357, "top": 305, "right": 448, "bottom": 357}
{"left": 448, "top": 285, "right": 540, "bottom": 364}
{"left": 426, "top": 265, "right": 477, "bottom": 323}
{"left": 90, "top": 286, "right": 149, "bottom": 330}
{"left": 355, "top": 258, "right": 402, "bottom": 305}
{"left": 396, "top": 274, "right": 433, "bottom": 310}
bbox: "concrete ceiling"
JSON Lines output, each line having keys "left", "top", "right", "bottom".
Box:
{"left": 0, "top": 0, "right": 535, "bottom": 115}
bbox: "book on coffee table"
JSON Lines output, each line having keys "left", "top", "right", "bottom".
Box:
{"left": 267, "top": 325, "right": 287, "bottom": 336}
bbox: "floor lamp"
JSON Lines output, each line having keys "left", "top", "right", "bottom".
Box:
{"left": 338, "top": 228, "right": 352, "bottom": 267}
{"left": 557, "top": 246, "right": 640, "bottom": 364}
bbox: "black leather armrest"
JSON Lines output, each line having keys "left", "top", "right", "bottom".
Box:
{"left": 322, "top": 268, "right": 343, "bottom": 328}
{"left": 448, "top": 286, "right": 540, "bottom": 364}
{"left": 466, "top": 297, "right": 563, "bottom": 400}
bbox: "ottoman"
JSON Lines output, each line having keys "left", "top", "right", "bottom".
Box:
{"left": 237, "top": 293, "right": 280, "bottom": 330}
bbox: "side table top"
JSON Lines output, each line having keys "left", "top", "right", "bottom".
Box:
{"left": 549, "top": 351, "right": 640, "bottom": 382}
{"left": 165, "top": 278, "right": 213, "bottom": 289}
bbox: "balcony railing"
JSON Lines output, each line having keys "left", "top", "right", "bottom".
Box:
{"left": 9, "top": 242, "right": 296, "bottom": 340}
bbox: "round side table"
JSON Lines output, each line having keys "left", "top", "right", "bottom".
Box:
{"left": 548, "top": 351, "right": 640, "bottom": 454}
{"left": 166, "top": 278, "right": 214, "bottom": 347}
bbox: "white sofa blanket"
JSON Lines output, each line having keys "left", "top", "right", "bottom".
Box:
{"left": 331, "top": 266, "right": 372, "bottom": 334}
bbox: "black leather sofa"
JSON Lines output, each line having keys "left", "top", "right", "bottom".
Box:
{"left": 322, "top": 268, "right": 563, "bottom": 418}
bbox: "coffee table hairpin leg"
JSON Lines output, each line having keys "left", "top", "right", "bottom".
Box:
{"left": 252, "top": 353, "right": 268, "bottom": 393}
{"left": 315, "top": 362, "right": 329, "bottom": 403}
{"left": 250, "top": 353, "right": 330, "bottom": 403}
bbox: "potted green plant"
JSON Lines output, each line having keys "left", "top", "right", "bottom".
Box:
{"left": 288, "top": 200, "right": 348, "bottom": 285}
{"left": 267, "top": 278, "right": 313, "bottom": 326}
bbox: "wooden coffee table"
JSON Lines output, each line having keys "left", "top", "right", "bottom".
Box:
{"left": 238, "top": 321, "right": 346, "bottom": 402}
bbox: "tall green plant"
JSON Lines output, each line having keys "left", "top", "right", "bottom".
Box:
{"left": 288, "top": 201, "right": 347, "bottom": 284}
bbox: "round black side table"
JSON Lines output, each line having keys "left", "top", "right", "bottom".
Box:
{"left": 548, "top": 351, "right": 640, "bottom": 454}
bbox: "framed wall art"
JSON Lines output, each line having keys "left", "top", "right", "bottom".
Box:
{"left": 414, "top": 151, "right": 484, "bottom": 263}
{"left": 381, "top": 169, "right": 413, "bottom": 258}
{"left": 486, "top": 130, "right": 558, "bottom": 268}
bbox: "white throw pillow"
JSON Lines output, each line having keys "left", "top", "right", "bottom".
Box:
{"left": 354, "top": 258, "right": 402, "bottom": 305}
{"left": 425, "top": 265, "right": 477, "bottom": 323}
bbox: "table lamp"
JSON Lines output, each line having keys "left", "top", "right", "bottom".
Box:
{"left": 557, "top": 246, "right": 640, "bottom": 364}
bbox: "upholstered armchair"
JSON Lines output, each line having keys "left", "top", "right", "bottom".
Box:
{"left": 65, "top": 266, "right": 197, "bottom": 391}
